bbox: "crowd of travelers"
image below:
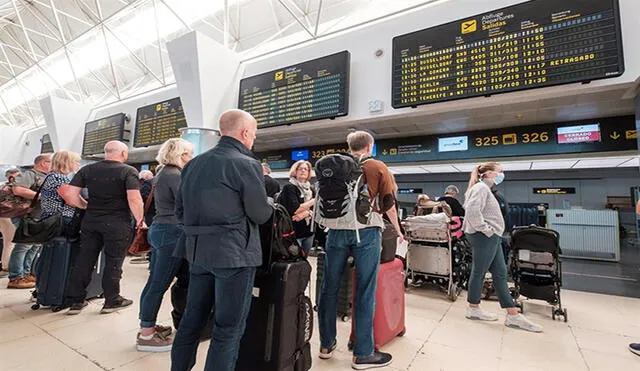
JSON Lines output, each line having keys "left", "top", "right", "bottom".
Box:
{"left": 5, "top": 108, "right": 639, "bottom": 370}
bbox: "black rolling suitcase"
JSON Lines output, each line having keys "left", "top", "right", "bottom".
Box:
{"left": 32, "top": 237, "right": 104, "bottom": 311}
{"left": 236, "top": 260, "right": 314, "bottom": 371}
{"left": 314, "top": 250, "right": 353, "bottom": 321}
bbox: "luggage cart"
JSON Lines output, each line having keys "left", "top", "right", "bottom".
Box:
{"left": 403, "top": 214, "right": 463, "bottom": 301}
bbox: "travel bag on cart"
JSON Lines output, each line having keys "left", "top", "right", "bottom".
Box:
{"left": 236, "top": 260, "right": 314, "bottom": 371}
{"left": 404, "top": 213, "right": 450, "bottom": 242}
{"left": 33, "top": 237, "right": 104, "bottom": 311}
{"left": 348, "top": 258, "right": 406, "bottom": 351}
{"left": 314, "top": 250, "right": 353, "bottom": 321}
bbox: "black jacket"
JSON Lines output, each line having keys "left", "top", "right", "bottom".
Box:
{"left": 278, "top": 183, "right": 314, "bottom": 239}
{"left": 175, "top": 136, "right": 273, "bottom": 269}
{"left": 437, "top": 196, "right": 465, "bottom": 217}
{"left": 264, "top": 175, "right": 280, "bottom": 198}
{"left": 491, "top": 187, "right": 511, "bottom": 232}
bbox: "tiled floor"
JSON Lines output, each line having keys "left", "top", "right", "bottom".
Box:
{"left": 1, "top": 257, "right": 639, "bottom": 371}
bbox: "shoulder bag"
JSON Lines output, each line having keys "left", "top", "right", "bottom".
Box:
{"left": 128, "top": 185, "right": 155, "bottom": 255}
{"left": 12, "top": 175, "right": 64, "bottom": 244}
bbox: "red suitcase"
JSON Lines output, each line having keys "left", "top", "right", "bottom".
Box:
{"left": 348, "top": 258, "right": 406, "bottom": 350}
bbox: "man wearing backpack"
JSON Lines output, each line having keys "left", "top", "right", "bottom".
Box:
{"left": 315, "top": 131, "right": 403, "bottom": 370}
{"left": 7, "top": 154, "right": 51, "bottom": 289}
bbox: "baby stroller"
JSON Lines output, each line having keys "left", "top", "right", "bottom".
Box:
{"left": 510, "top": 225, "right": 567, "bottom": 322}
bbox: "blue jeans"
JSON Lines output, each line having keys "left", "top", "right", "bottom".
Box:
{"left": 139, "top": 224, "right": 182, "bottom": 328}
{"left": 171, "top": 264, "right": 256, "bottom": 371}
{"left": 8, "top": 243, "right": 41, "bottom": 280}
{"left": 466, "top": 233, "right": 515, "bottom": 308}
{"left": 319, "top": 227, "right": 381, "bottom": 357}
{"left": 297, "top": 235, "right": 314, "bottom": 256}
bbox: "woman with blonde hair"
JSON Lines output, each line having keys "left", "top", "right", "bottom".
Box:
{"left": 278, "top": 160, "right": 315, "bottom": 255}
{"left": 463, "top": 162, "right": 542, "bottom": 333}
{"left": 40, "top": 150, "right": 86, "bottom": 222}
{"left": 137, "top": 138, "right": 193, "bottom": 352}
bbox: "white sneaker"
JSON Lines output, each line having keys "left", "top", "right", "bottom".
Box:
{"left": 466, "top": 307, "right": 498, "bottom": 321}
{"left": 505, "top": 314, "right": 543, "bottom": 333}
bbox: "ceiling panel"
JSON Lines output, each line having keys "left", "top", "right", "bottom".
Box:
{"left": 531, "top": 160, "right": 580, "bottom": 170}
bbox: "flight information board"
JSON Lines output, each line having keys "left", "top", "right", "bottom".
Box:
{"left": 239, "top": 51, "right": 350, "bottom": 128}
{"left": 134, "top": 97, "right": 187, "bottom": 147}
{"left": 82, "top": 113, "right": 126, "bottom": 156}
{"left": 392, "top": 0, "right": 624, "bottom": 108}
{"left": 40, "top": 134, "right": 53, "bottom": 154}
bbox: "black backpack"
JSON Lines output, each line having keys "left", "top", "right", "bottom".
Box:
{"left": 313, "top": 154, "right": 373, "bottom": 233}
{"left": 260, "top": 204, "right": 303, "bottom": 270}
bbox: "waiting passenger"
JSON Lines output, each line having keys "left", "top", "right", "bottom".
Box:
{"left": 7, "top": 154, "right": 51, "bottom": 289}
{"left": 463, "top": 161, "right": 542, "bottom": 332}
{"left": 40, "top": 151, "right": 86, "bottom": 228}
{"left": 170, "top": 109, "right": 272, "bottom": 371}
{"left": 438, "top": 185, "right": 465, "bottom": 217}
{"left": 318, "top": 131, "right": 401, "bottom": 370}
{"left": 262, "top": 163, "right": 280, "bottom": 199}
{"left": 0, "top": 168, "right": 20, "bottom": 278}
{"left": 278, "top": 160, "right": 315, "bottom": 255}
{"left": 62, "top": 141, "right": 143, "bottom": 315}
{"left": 137, "top": 138, "right": 193, "bottom": 352}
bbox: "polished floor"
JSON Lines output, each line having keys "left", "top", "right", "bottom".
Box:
{"left": 0, "top": 256, "right": 639, "bottom": 371}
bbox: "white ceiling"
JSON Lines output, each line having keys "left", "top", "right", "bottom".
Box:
{"left": 270, "top": 154, "right": 640, "bottom": 178}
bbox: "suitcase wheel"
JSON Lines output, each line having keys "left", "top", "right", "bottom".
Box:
{"left": 397, "top": 329, "right": 406, "bottom": 337}
{"left": 51, "top": 306, "right": 64, "bottom": 313}
{"left": 563, "top": 309, "right": 568, "bottom": 323}
{"left": 31, "top": 304, "right": 40, "bottom": 310}
{"left": 341, "top": 315, "right": 349, "bottom": 322}
{"left": 347, "top": 340, "right": 353, "bottom": 351}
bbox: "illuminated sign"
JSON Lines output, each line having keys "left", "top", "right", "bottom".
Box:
{"left": 134, "top": 97, "right": 186, "bottom": 147}
{"left": 398, "top": 188, "right": 424, "bottom": 194}
{"left": 392, "top": 0, "right": 624, "bottom": 108}
{"left": 82, "top": 113, "right": 126, "bottom": 156}
{"left": 291, "top": 150, "right": 310, "bottom": 161}
{"left": 534, "top": 188, "right": 576, "bottom": 195}
{"left": 239, "top": 51, "right": 350, "bottom": 128}
{"left": 557, "top": 124, "right": 601, "bottom": 144}
{"left": 439, "top": 136, "right": 469, "bottom": 152}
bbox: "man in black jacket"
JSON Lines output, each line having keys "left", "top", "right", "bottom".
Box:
{"left": 262, "top": 163, "right": 280, "bottom": 199}
{"left": 171, "top": 109, "right": 273, "bottom": 371}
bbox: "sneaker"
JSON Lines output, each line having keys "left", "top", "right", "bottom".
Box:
{"left": 352, "top": 351, "right": 393, "bottom": 370}
{"left": 629, "top": 343, "right": 640, "bottom": 356}
{"left": 0, "top": 270, "right": 8, "bottom": 278}
{"left": 24, "top": 274, "right": 37, "bottom": 283}
{"left": 7, "top": 278, "right": 35, "bottom": 289}
{"left": 466, "top": 307, "right": 498, "bottom": 321}
{"left": 101, "top": 297, "right": 133, "bottom": 314}
{"left": 155, "top": 325, "right": 173, "bottom": 338}
{"left": 505, "top": 313, "right": 543, "bottom": 333}
{"left": 319, "top": 343, "right": 337, "bottom": 360}
{"left": 136, "top": 331, "right": 173, "bottom": 352}
{"left": 67, "top": 301, "right": 89, "bottom": 315}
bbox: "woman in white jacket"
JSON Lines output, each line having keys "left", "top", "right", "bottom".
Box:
{"left": 463, "top": 162, "right": 542, "bottom": 333}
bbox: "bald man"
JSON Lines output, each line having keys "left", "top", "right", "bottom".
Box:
{"left": 62, "top": 140, "right": 143, "bottom": 315}
{"left": 171, "top": 109, "right": 272, "bottom": 371}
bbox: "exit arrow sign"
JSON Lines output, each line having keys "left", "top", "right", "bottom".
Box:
{"left": 610, "top": 131, "right": 621, "bottom": 140}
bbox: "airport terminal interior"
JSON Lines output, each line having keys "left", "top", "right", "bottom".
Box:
{"left": 0, "top": 0, "right": 639, "bottom": 370}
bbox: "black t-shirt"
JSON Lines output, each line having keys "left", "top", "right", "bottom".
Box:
{"left": 70, "top": 160, "right": 139, "bottom": 222}
{"left": 437, "top": 196, "right": 466, "bottom": 217}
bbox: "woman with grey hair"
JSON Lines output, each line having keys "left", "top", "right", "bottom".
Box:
{"left": 438, "top": 185, "right": 465, "bottom": 217}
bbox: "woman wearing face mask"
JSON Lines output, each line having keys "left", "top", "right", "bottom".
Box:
{"left": 463, "top": 162, "right": 543, "bottom": 333}
{"left": 278, "top": 160, "right": 315, "bottom": 255}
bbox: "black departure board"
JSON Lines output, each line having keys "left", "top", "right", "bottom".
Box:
{"left": 82, "top": 113, "right": 126, "bottom": 156}
{"left": 239, "top": 51, "right": 350, "bottom": 128}
{"left": 134, "top": 97, "right": 187, "bottom": 147}
{"left": 40, "top": 134, "right": 53, "bottom": 154}
{"left": 392, "top": 0, "right": 624, "bottom": 108}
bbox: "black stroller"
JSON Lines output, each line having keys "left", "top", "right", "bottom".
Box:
{"left": 510, "top": 225, "right": 567, "bottom": 322}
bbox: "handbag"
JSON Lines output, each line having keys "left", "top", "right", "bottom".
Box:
{"left": 12, "top": 175, "right": 64, "bottom": 244}
{"left": 128, "top": 185, "right": 154, "bottom": 255}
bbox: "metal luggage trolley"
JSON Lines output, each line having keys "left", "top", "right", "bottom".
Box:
{"left": 403, "top": 214, "right": 463, "bottom": 301}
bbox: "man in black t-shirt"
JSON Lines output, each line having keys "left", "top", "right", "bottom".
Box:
{"left": 61, "top": 141, "right": 144, "bottom": 315}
